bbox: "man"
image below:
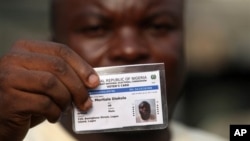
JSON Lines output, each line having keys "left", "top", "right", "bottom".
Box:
{"left": 0, "top": 0, "right": 226, "bottom": 140}
{"left": 136, "top": 101, "right": 156, "bottom": 123}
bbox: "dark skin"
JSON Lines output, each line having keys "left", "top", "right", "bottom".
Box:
{"left": 0, "top": 0, "right": 184, "bottom": 141}
{"left": 139, "top": 101, "right": 151, "bottom": 120}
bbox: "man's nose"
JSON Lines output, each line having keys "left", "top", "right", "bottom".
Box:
{"left": 107, "top": 27, "right": 150, "bottom": 63}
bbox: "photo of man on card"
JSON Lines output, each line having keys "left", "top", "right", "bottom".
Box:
{"left": 136, "top": 100, "right": 157, "bottom": 123}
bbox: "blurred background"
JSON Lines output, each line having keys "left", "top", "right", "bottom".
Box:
{"left": 0, "top": 0, "right": 250, "bottom": 139}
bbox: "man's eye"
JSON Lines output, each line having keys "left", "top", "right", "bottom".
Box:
{"left": 77, "top": 25, "right": 109, "bottom": 37}
{"left": 146, "top": 23, "right": 176, "bottom": 36}
{"left": 151, "top": 24, "right": 172, "bottom": 31}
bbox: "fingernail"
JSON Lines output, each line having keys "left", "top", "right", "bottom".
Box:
{"left": 88, "top": 74, "right": 99, "bottom": 87}
{"left": 82, "top": 97, "right": 92, "bottom": 111}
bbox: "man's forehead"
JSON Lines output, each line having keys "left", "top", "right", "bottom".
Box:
{"left": 53, "top": 0, "right": 182, "bottom": 11}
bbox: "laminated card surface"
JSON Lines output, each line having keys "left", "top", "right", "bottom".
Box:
{"left": 73, "top": 63, "right": 168, "bottom": 133}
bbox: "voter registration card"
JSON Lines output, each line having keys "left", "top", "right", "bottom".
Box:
{"left": 72, "top": 63, "right": 168, "bottom": 134}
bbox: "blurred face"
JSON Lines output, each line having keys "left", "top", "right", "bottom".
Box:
{"left": 52, "top": 0, "right": 184, "bottom": 117}
{"left": 139, "top": 102, "right": 151, "bottom": 120}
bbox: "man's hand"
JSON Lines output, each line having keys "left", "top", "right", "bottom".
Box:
{"left": 0, "top": 40, "right": 99, "bottom": 141}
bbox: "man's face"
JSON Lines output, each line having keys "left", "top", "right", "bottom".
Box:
{"left": 139, "top": 102, "right": 151, "bottom": 120}
{"left": 52, "top": 0, "right": 184, "bottom": 117}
